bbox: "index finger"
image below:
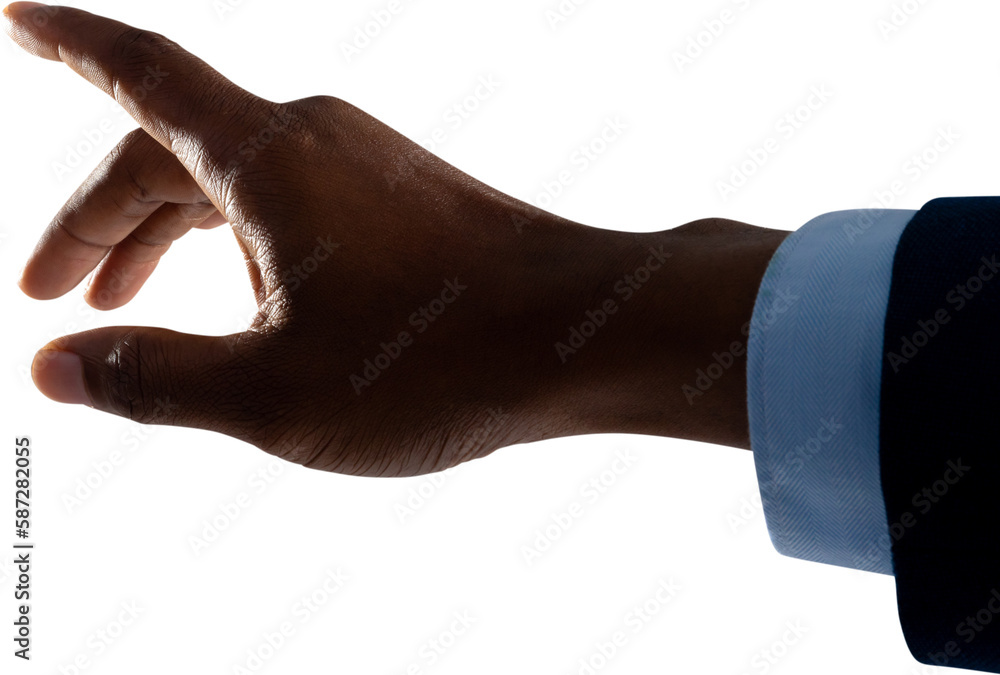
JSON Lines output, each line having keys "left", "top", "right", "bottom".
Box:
{"left": 2, "top": 2, "right": 270, "bottom": 180}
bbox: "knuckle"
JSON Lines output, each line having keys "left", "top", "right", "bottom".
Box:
{"left": 215, "top": 102, "right": 284, "bottom": 166}
{"left": 212, "top": 102, "right": 311, "bottom": 213}
{"left": 107, "top": 28, "right": 177, "bottom": 106}
{"left": 119, "top": 127, "right": 149, "bottom": 147}
{"left": 109, "top": 28, "right": 176, "bottom": 68}
{"left": 122, "top": 164, "right": 154, "bottom": 205}
{"left": 99, "top": 331, "right": 163, "bottom": 423}
{"left": 283, "top": 95, "right": 348, "bottom": 149}
{"left": 296, "top": 94, "right": 348, "bottom": 111}
{"left": 214, "top": 166, "right": 253, "bottom": 223}
{"left": 104, "top": 128, "right": 146, "bottom": 167}
{"left": 173, "top": 201, "right": 216, "bottom": 222}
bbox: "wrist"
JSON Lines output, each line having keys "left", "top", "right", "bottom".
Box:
{"left": 500, "top": 216, "right": 790, "bottom": 450}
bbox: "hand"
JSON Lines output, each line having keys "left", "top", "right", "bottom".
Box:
{"left": 4, "top": 3, "right": 789, "bottom": 476}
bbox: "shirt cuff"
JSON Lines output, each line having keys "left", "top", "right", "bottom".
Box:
{"left": 746, "top": 208, "right": 917, "bottom": 575}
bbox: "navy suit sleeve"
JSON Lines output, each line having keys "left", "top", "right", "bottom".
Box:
{"left": 880, "top": 196, "right": 1000, "bottom": 672}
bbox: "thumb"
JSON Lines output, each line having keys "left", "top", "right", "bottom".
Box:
{"left": 31, "top": 326, "right": 253, "bottom": 429}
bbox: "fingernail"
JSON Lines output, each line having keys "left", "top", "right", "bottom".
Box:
{"left": 31, "top": 349, "right": 92, "bottom": 405}
{"left": 4, "top": 2, "right": 48, "bottom": 18}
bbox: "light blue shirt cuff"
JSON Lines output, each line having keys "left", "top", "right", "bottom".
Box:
{"left": 746, "top": 208, "right": 917, "bottom": 575}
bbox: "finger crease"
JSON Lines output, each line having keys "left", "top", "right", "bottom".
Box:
{"left": 53, "top": 221, "right": 112, "bottom": 251}
{"left": 128, "top": 231, "right": 171, "bottom": 249}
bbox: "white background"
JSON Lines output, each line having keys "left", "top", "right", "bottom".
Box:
{"left": 0, "top": 0, "right": 996, "bottom": 673}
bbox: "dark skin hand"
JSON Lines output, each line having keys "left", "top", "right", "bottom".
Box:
{"left": 4, "top": 3, "right": 790, "bottom": 477}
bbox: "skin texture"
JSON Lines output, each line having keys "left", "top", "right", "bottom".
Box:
{"left": 4, "top": 3, "right": 790, "bottom": 477}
